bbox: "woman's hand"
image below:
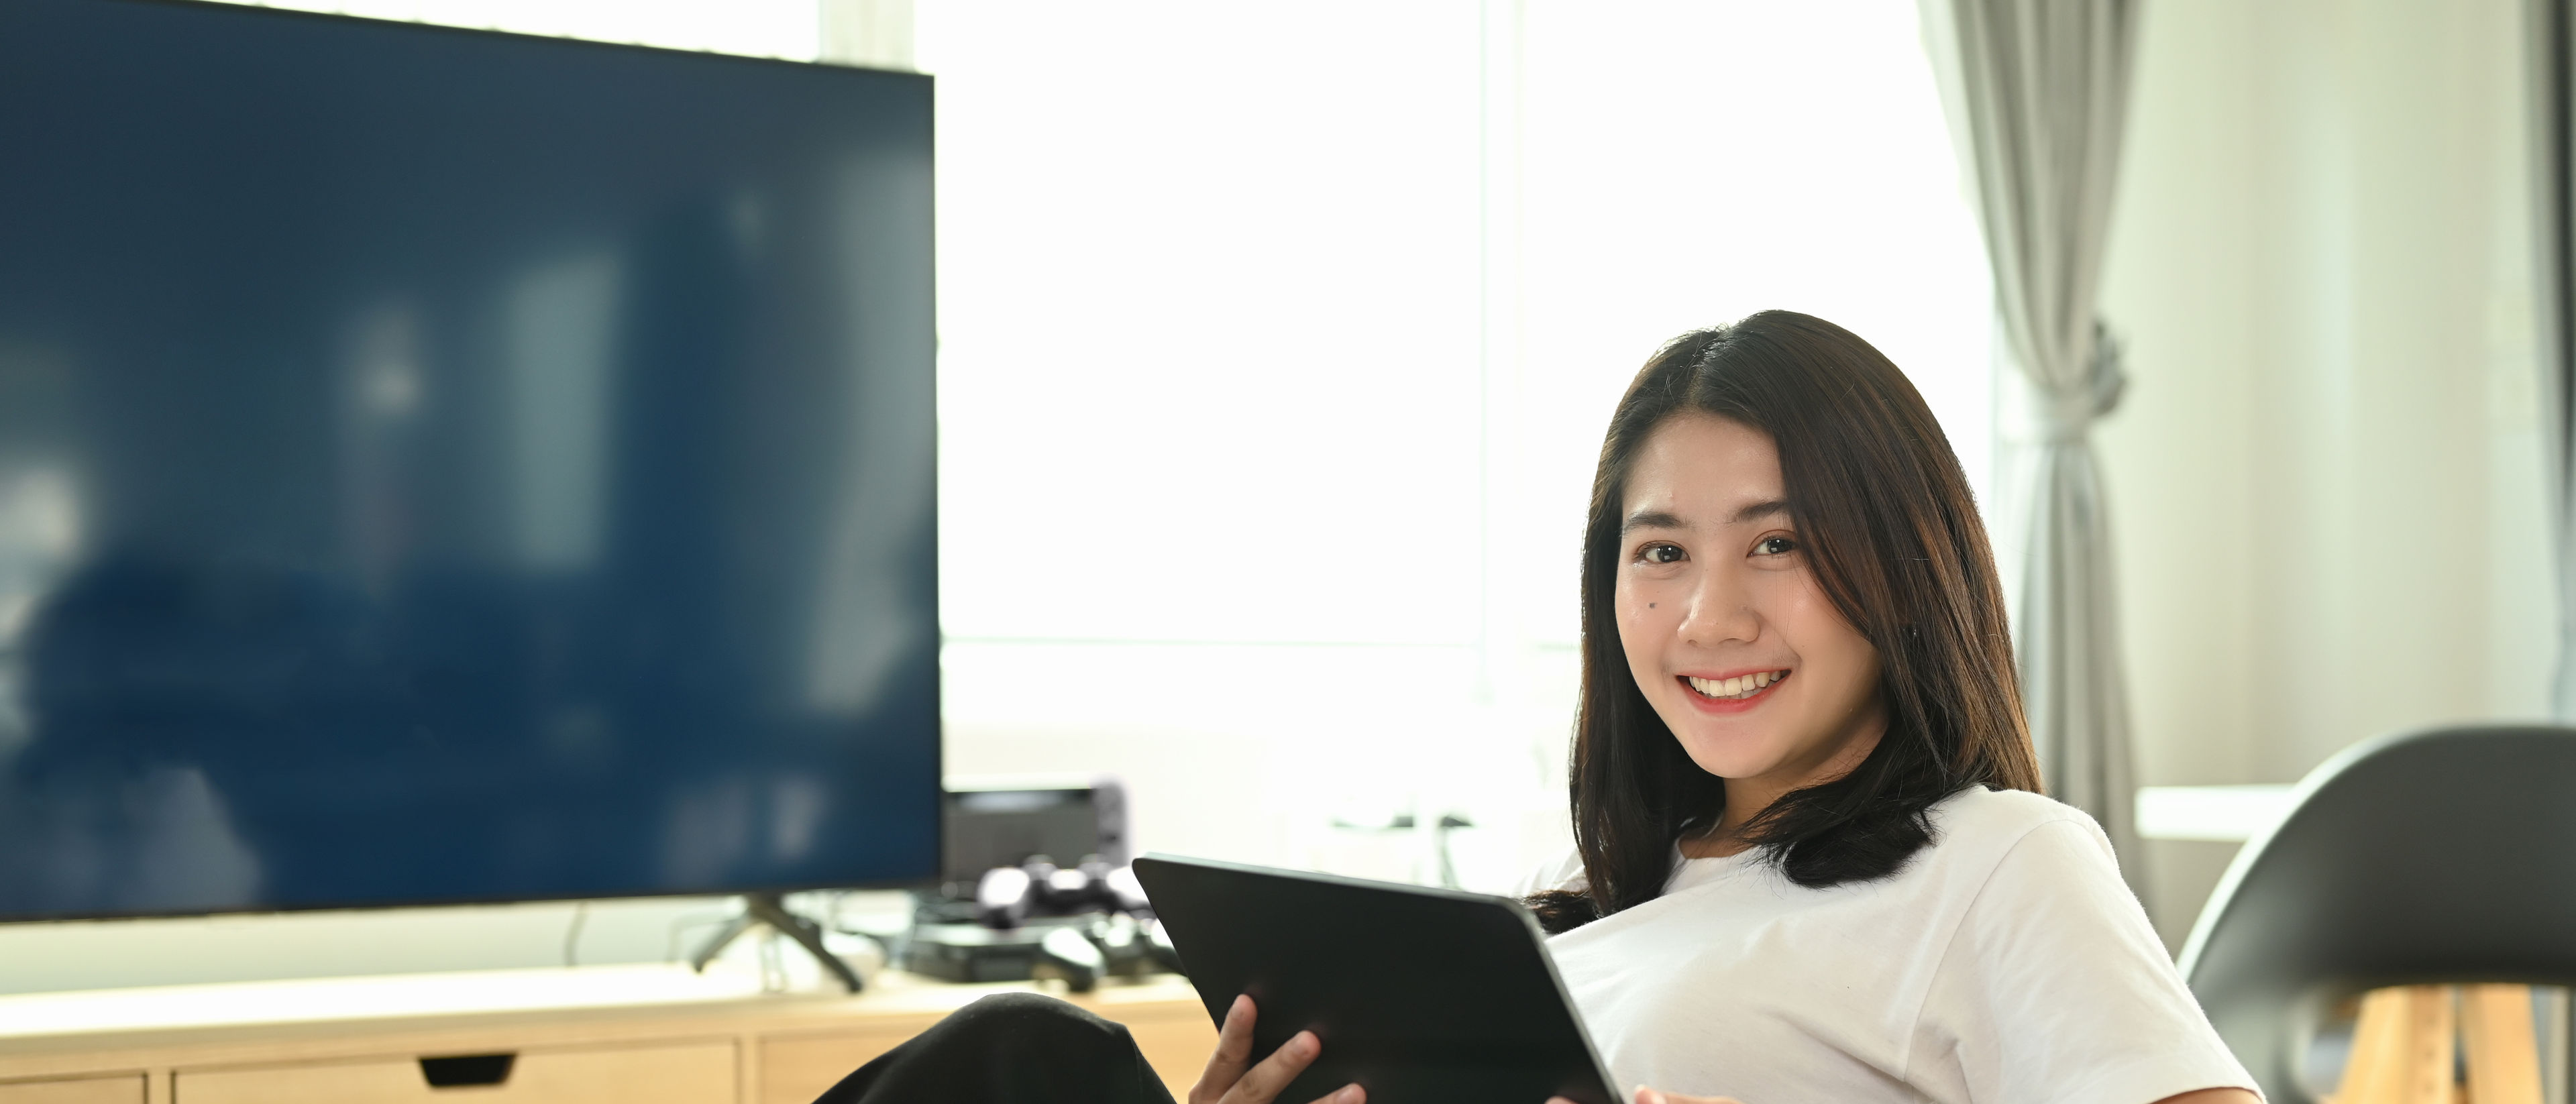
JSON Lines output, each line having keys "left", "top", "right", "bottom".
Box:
{"left": 1548, "top": 1090, "right": 1743, "bottom": 1104}
{"left": 1189, "top": 994, "right": 1364, "bottom": 1104}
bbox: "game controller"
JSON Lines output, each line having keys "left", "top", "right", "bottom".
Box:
{"left": 974, "top": 856, "right": 1150, "bottom": 929}
{"left": 959, "top": 856, "right": 1175, "bottom": 991}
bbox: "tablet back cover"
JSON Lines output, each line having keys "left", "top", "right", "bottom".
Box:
{"left": 1134, "top": 854, "right": 1617, "bottom": 1104}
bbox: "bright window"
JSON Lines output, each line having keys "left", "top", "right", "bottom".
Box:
{"left": 924, "top": 0, "right": 1992, "bottom": 885}
{"left": 1507, "top": 0, "right": 1998, "bottom": 645}
{"left": 923, "top": 3, "right": 1487, "bottom": 647}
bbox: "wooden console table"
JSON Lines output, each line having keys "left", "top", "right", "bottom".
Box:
{"left": 0, "top": 965, "right": 1216, "bottom": 1104}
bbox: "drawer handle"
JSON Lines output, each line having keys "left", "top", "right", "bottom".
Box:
{"left": 419, "top": 1053, "right": 517, "bottom": 1088}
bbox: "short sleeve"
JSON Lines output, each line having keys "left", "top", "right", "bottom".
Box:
{"left": 1909, "top": 818, "right": 2258, "bottom": 1104}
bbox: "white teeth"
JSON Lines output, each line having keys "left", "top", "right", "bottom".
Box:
{"left": 1688, "top": 671, "right": 1786, "bottom": 700}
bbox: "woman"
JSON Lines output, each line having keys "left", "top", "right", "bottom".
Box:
{"left": 816, "top": 311, "right": 2257, "bottom": 1104}
{"left": 1512, "top": 311, "right": 2255, "bottom": 1104}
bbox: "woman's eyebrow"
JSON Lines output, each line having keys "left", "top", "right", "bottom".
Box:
{"left": 1623, "top": 501, "right": 1789, "bottom": 533}
{"left": 1730, "top": 499, "right": 1791, "bottom": 525}
{"left": 1621, "top": 509, "right": 1686, "bottom": 533}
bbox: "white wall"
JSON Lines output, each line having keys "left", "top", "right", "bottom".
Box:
{"left": 2095, "top": 0, "right": 2557, "bottom": 944}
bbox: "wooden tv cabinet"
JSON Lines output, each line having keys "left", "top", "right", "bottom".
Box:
{"left": 0, "top": 965, "right": 1216, "bottom": 1104}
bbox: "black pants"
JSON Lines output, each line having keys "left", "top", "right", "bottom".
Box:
{"left": 811, "top": 992, "right": 1181, "bottom": 1104}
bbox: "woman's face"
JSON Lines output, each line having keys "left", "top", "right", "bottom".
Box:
{"left": 1615, "top": 413, "right": 1887, "bottom": 802}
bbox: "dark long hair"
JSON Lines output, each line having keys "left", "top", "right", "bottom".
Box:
{"left": 1527, "top": 311, "right": 2040, "bottom": 934}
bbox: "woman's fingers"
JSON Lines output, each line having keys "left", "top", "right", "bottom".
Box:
{"left": 1188, "top": 995, "right": 1357, "bottom": 1104}
{"left": 1187, "top": 995, "right": 1258, "bottom": 1104}
{"left": 1218, "top": 1029, "right": 1323, "bottom": 1104}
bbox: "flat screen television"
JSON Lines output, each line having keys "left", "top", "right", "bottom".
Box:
{"left": 0, "top": 0, "right": 941, "bottom": 919}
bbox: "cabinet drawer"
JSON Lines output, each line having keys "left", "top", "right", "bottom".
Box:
{"left": 177, "top": 1040, "right": 735, "bottom": 1104}
{"left": 757, "top": 1025, "right": 933, "bottom": 1104}
{"left": 0, "top": 1077, "right": 145, "bottom": 1104}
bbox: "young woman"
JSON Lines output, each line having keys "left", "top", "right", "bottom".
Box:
{"left": 1507, "top": 311, "right": 2257, "bottom": 1104}
{"left": 816, "top": 311, "right": 2258, "bottom": 1104}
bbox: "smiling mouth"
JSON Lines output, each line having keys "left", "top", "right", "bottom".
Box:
{"left": 1683, "top": 671, "right": 1788, "bottom": 702}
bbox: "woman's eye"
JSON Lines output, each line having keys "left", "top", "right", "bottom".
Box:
{"left": 1635, "top": 543, "right": 1685, "bottom": 565}
{"left": 1753, "top": 535, "right": 1797, "bottom": 557}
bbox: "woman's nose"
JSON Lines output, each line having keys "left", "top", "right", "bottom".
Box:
{"left": 1678, "top": 567, "right": 1759, "bottom": 646}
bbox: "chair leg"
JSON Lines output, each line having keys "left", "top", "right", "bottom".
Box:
{"left": 2335, "top": 985, "right": 2404, "bottom": 1104}
{"left": 2336, "top": 985, "right": 2459, "bottom": 1104}
{"left": 2463, "top": 984, "right": 2544, "bottom": 1104}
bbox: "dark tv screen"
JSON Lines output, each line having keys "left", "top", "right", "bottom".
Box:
{"left": 0, "top": 0, "right": 941, "bottom": 918}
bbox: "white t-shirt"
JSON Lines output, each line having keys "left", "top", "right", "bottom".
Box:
{"left": 1517, "top": 787, "right": 2257, "bottom": 1104}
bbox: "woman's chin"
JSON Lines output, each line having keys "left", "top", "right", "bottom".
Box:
{"left": 1672, "top": 729, "right": 1786, "bottom": 782}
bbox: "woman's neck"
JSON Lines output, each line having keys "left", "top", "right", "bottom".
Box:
{"left": 1678, "top": 709, "right": 1889, "bottom": 861}
{"left": 1678, "top": 783, "right": 1778, "bottom": 859}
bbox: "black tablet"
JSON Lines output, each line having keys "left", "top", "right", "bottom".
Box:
{"left": 1132, "top": 854, "right": 1619, "bottom": 1104}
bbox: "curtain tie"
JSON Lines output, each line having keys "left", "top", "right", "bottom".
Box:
{"left": 2039, "top": 319, "right": 2128, "bottom": 444}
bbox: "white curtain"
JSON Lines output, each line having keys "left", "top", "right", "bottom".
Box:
{"left": 1921, "top": 0, "right": 2146, "bottom": 877}
{"left": 2542, "top": 0, "right": 2576, "bottom": 725}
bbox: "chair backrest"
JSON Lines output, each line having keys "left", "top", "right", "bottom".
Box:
{"left": 2178, "top": 724, "right": 2576, "bottom": 1103}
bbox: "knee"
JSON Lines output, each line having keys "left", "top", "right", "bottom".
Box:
{"left": 953, "top": 991, "right": 1123, "bottom": 1044}
{"left": 811, "top": 992, "right": 1144, "bottom": 1104}
{"left": 959, "top": 991, "right": 1081, "bottom": 1018}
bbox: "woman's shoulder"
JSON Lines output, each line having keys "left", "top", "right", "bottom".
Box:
{"left": 1931, "top": 784, "right": 2103, "bottom": 834}
{"left": 1922, "top": 785, "right": 2118, "bottom": 877}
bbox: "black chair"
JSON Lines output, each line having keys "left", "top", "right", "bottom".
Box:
{"left": 2178, "top": 724, "right": 2576, "bottom": 1103}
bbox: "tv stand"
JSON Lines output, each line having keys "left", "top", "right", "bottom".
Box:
{"left": 0, "top": 964, "right": 1210, "bottom": 1104}
{"left": 688, "top": 893, "right": 865, "bottom": 993}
